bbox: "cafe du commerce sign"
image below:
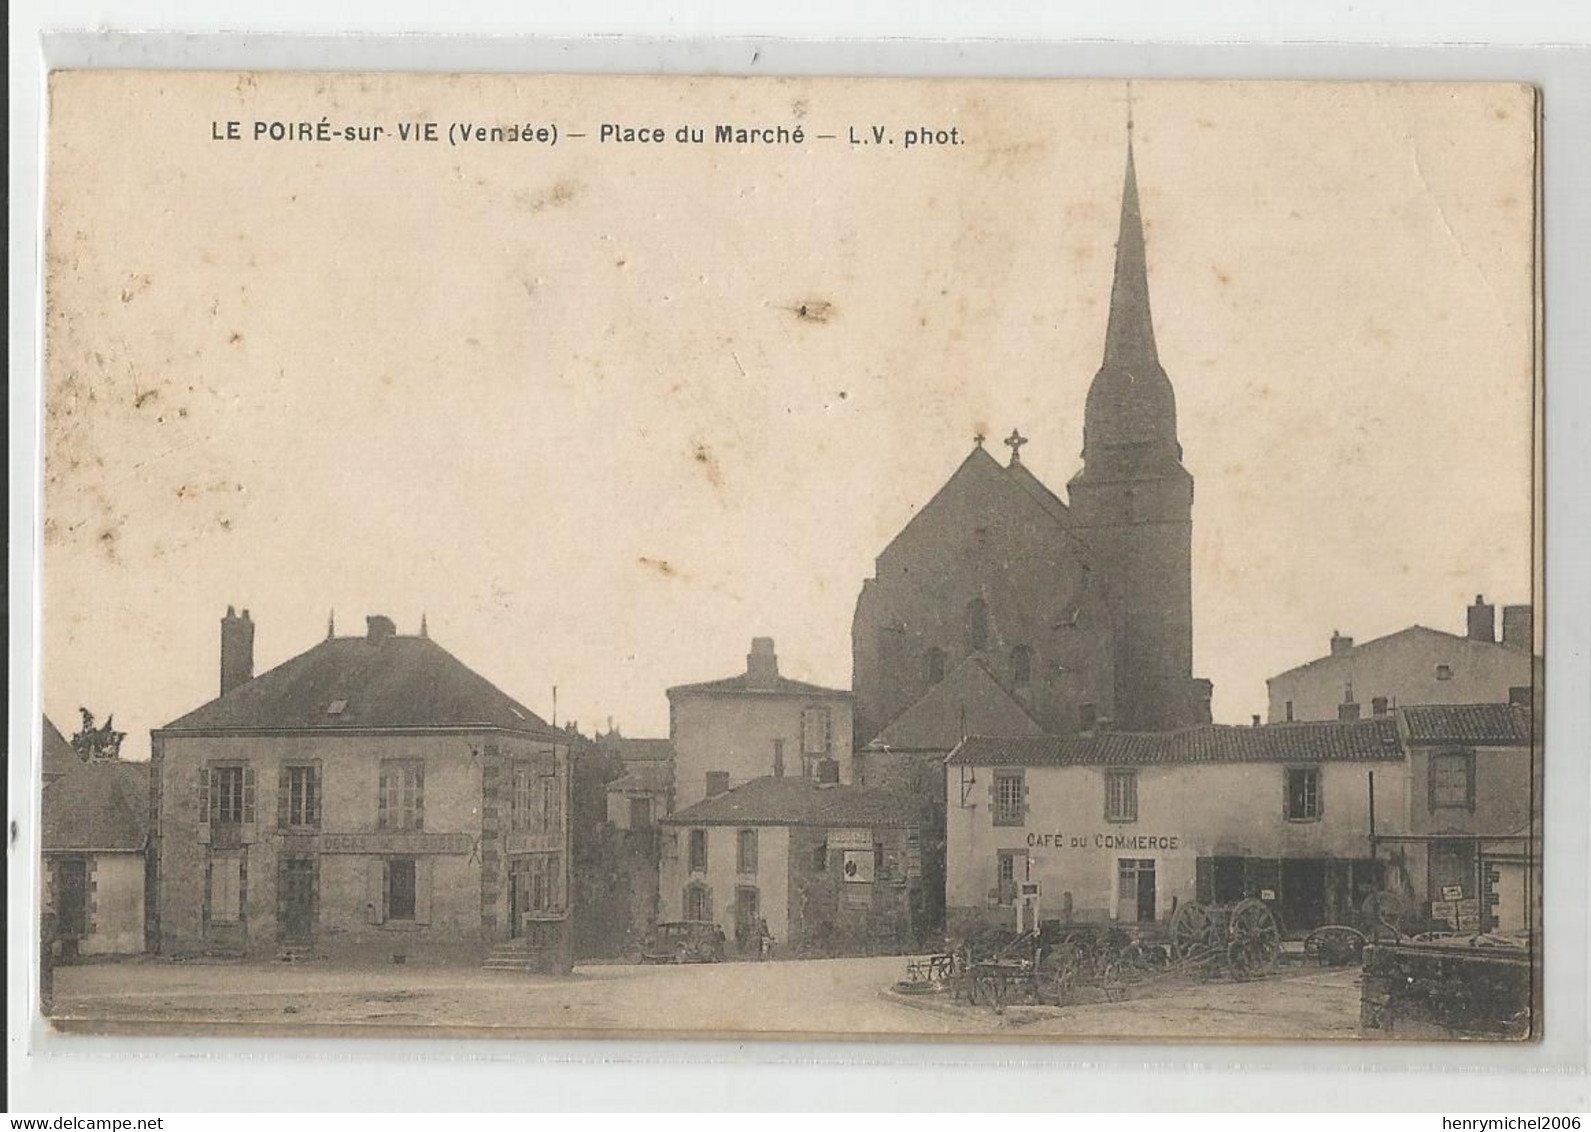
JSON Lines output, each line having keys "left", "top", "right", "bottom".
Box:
{"left": 1025, "top": 830, "right": 1183, "bottom": 852}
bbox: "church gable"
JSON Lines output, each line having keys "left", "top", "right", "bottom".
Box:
{"left": 875, "top": 445, "right": 1089, "bottom": 576}
{"left": 869, "top": 657, "right": 1044, "bottom": 753}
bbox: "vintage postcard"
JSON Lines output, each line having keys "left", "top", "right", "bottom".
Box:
{"left": 37, "top": 72, "right": 1541, "bottom": 1041}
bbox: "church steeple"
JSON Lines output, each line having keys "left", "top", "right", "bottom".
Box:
{"left": 1078, "top": 124, "right": 1182, "bottom": 472}
{"left": 1101, "top": 131, "right": 1159, "bottom": 375}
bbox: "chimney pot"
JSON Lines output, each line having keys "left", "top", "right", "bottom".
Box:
{"left": 366, "top": 615, "right": 397, "bottom": 643}
{"left": 220, "top": 605, "right": 256, "bottom": 696}
{"left": 1251, "top": 714, "right": 1261, "bottom": 728}
{"left": 746, "top": 637, "right": 780, "bottom": 688}
{"left": 1501, "top": 604, "right": 1532, "bottom": 652}
{"left": 1467, "top": 595, "right": 1496, "bottom": 643}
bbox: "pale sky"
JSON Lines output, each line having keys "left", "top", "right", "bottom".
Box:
{"left": 42, "top": 75, "right": 1537, "bottom": 759}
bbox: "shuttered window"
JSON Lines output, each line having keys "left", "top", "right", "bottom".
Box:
{"left": 378, "top": 760, "right": 424, "bottom": 830}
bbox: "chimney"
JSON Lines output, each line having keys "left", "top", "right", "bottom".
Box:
{"left": 746, "top": 637, "right": 779, "bottom": 689}
{"left": 1251, "top": 714, "right": 1261, "bottom": 728}
{"left": 1501, "top": 604, "right": 1532, "bottom": 652}
{"left": 1329, "top": 631, "right": 1353, "bottom": 657}
{"left": 366, "top": 614, "right": 397, "bottom": 644}
{"left": 1467, "top": 594, "right": 1495, "bottom": 643}
{"left": 1338, "top": 700, "right": 1361, "bottom": 722}
{"left": 220, "top": 606, "right": 255, "bottom": 696}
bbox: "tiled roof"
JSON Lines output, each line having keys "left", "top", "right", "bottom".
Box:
{"left": 42, "top": 715, "right": 82, "bottom": 782}
{"left": 42, "top": 759, "right": 148, "bottom": 852}
{"left": 666, "top": 673, "right": 850, "bottom": 699}
{"left": 1401, "top": 703, "right": 1532, "bottom": 747}
{"left": 159, "top": 634, "right": 555, "bottom": 736}
{"left": 868, "top": 657, "right": 1042, "bottom": 751}
{"left": 661, "top": 776, "right": 914, "bottom": 828}
{"left": 946, "top": 717, "right": 1403, "bottom": 767}
{"left": 607, "top": 764, "right": 674, "bottom": 793}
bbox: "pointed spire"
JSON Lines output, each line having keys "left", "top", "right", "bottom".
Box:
{"left": 1102, "top": 127, "right": 1160, "bottom": 373}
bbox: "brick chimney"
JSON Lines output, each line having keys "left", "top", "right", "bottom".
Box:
{"left": 1501, "top": 604, "right": 1532, "bottom": 652}
{"left": 1329, "top": 631, "right": 1353, "bottom": 657}
{"left": 1467, "top": 594, "right": 1495, "bottom": 643}
{"left": 366, "top": 614, "right": 397, "bottom": 644}
{"left": 220, "top": 606, "right": 255, "bottom": 696}
{"left": 746, "top": 637, "right": 779, "bottom": 689}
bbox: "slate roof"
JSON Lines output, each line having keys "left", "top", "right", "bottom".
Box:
{"left": 1267, "top": 625, "right": 1532, "bottom": 681}
{"left": 666, "top": 673, "right": 850, "bottom": 699}
{"left": 607, "top": 764, "right": 674, "bottom": 793}
{"left": 42, "top": 715, "right": 82, "bottom": 782}
{"left": 1401, "top": 703, "right": 1532, "bottom": 747}
{"left": 158, "top": 634, "right": 555, "bottom": 736}
{"left": 868, "top": 657, "right": 1043, "bottom": 751}
{"left": 661, "top": 776, "right": 915, "bottom": 828}
{"left": 946, "top": 716, "right": 1403, "bottom": 767}
{"left": 42, "top": 758, "right": 149, "bottom": 852}
{"left": 597, "top": 736, "right": 675, "bottom": 763}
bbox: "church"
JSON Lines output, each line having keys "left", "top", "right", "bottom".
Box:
{"left": 852, "top": 130, "right": 1212, "bottom": 756}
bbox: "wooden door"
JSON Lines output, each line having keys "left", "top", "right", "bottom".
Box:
{"left": 283, "top": 859, "right": 315, "bottom": 943}
{"left": 733, "top": 886, "right": 759, "bottom": 954}
{"left": 56, "top": 858, "right": 87, "bottom": 939}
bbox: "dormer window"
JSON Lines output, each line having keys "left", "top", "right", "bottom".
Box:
{"left": 326, "top": 699, "right": 347, "bottom": 716}
{"left": 1435, "top": 664, "right": 1454, "bottom": 681}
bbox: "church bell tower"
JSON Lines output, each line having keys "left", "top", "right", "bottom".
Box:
{"left": 1067, "top": 121, "right": 1198, "bottom": 732}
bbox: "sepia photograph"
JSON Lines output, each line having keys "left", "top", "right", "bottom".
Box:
{"left": 35, "top": 71, "right": 1542, "bottom": 1044}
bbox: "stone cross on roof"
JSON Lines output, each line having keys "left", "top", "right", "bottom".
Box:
{"left": 1004, "top": 428, "right": 1029, "bottom": 465}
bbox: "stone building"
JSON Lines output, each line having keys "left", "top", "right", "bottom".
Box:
{"left": 1380, "top": 702, "right": 1537, "bottom": 935}
{"left": 852, "top": 132, "right": 1211, "bottom": 754}
{"left": 42, "top": 751, "right": 149, "bottom": 958}
{"left": 1266, "top": 595, "right": 1539, "bottom": 723}
{"left": 943, "top": 717, "right": 1409, "bottom": 939}
{"left": 667, "top": 637, "right": 853, "bottom": 810}
{"left": 658, "top": 776, "right": 922, "bottom": 957}
{"left": 149, "top": 610, "right": 571, "bottom": 969}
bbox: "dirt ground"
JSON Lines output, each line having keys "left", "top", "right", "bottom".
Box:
{"left": 48, "top": 954, "right": 1368, "bottom": 1041}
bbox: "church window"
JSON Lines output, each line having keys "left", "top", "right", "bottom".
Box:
{"left": 966, "top": 598, "right": 989, "bottom": 653}
{"left": 925, "top": 648, "right": 946, "bottom": 685}
{"left": 1011, "top": 645, "right": 1032, "bottom": 686}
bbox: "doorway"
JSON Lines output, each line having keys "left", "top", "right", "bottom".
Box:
{"left": 733, "top": 886, "right": 760, "bottom": 954}
{"left": 1280, "top": 858, "right": 1328, "bottom": 932}
{"left": 1117, "top": 858, "right": 1157, "bottom": 923}
{"left": 283, "top": 858, "right": 316, "bottom": 944}
{"left": 55, "top": 858, "right": 88, "bottom": 956}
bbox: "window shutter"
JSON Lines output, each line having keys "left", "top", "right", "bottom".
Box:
{"left": 309, "top": 766, "right": 322, "bottom": 827}
{"left": 365, "top": 858, "right": 385, "bottom": 923}
{"left": 377, "top": 766, "right": 389, "bottom": 829}
{"left": 414, "top": 857, "right": 433, "bottom": 925}
{"left": 798, "top": 711, "right": 807, "bottom": 757}
{"left": 199, "top": 768, "right": 211, "bottom": 824}
{"left": 242, "top": 766, "right": 257, "bottom": 824}
{"left": 277, "top": 766, "right": 290, "bottom": 830}
{"left": 822, "top": 709, "right": 832, "bottom": 753}
{"left": 415, "top": 765, "right": 425, "bottom": 831}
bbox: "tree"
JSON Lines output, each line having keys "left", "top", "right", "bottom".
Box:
{"left": 70, "top": 707, "right": 125, "bottom": 762}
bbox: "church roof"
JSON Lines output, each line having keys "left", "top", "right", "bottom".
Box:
{"left": 661, "top": 776, "right": 914, "bottom": 828}
{"left": 947, "top": 716, "right": 1403, "bottom": 767}
{"left": 876, "top": 444, "right": 1091, "bottom": 567}
{"left": 868, "top": 657, "right": 1043, "bottom": 752}
{"left": 158, "top": 634, "right": 556, "bottom": 737}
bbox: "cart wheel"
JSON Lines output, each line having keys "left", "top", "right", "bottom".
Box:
{"left": 1170, "top": 902, "right": 1213, "bottom": 961}
{"left": 1227, "top": 940, "right": 1255, "bottom": 982}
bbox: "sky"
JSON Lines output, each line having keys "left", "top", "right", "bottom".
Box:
{"left": 41, "top": 75, "right": 1537, "bottom": 758}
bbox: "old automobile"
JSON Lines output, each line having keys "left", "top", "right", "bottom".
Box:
{"left": 641, "top": 920, "right": 727, "bottom": 965}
